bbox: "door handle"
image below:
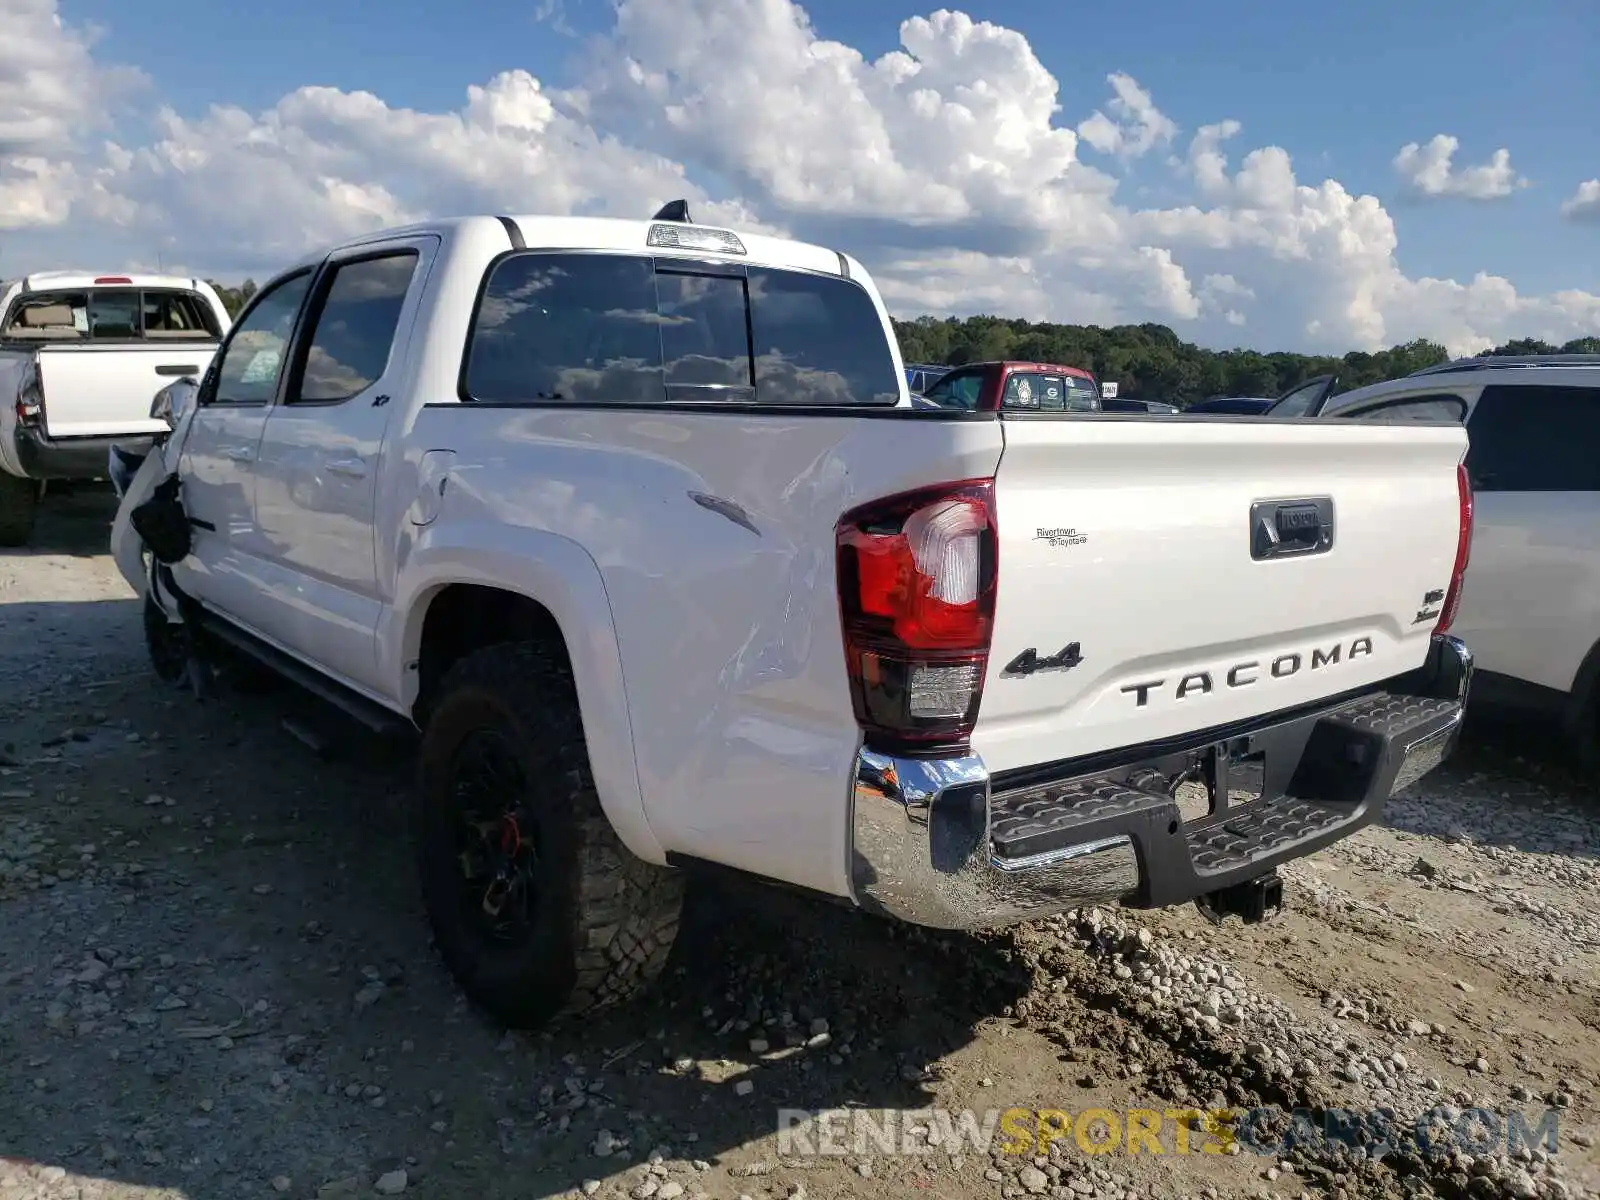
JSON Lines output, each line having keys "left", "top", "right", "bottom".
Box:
{"left": 325, "top": 457, "right": 367, "bottom": 478}
{"left": 155, "top": 364, "right": 201, "bottom": 376}
{"left": 224, "top": 446, "right": 255, "bottom": 463}
{"left": 1249, "top": 497, "right": 1334, "bottom": 561}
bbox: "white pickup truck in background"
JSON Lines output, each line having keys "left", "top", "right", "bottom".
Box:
{"left": 111, "top": 205, "right": 1475, "bottom": 1032}
{"left": 0, "top": 272, "right": 231, "bottom": 545}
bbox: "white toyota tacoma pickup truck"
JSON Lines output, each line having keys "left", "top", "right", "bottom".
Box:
{"left": 110, "top": 205, "right": 1476, "bottom": 1030}
{"left": 0, "top": 272, "right": 231, "bottom": 545}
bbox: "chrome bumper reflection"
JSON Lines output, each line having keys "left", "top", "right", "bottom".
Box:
{"left": 848, "top": 748, "right": 1139, "bottom": 930}
{"left": 847, "top": 636, "right": 1475, "bottom": 932}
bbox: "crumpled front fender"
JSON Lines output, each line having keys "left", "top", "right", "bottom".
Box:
{"left": 110, "top": 448, "right": 170, "bottom": 598}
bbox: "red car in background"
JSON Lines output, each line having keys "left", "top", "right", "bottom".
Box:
{"left": 914, "top": 359, "right": 1103, "bottom": 412}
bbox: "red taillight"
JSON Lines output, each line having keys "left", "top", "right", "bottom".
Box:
{"left": 836, "top": 478, "right": 998, "bottom": 753}
{"left": 15, "top": 365, "right": 43, "bottom": 428}
{"left": 1434, "top": 462, "right": 1473, "bottom": 635}
{"left": 94, "top": 276, "right": 133, "bottom": 285}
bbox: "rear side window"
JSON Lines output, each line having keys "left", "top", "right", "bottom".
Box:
{"left": 291, "top": 252, "right": 418, "bottom": 404}
{"left": 1337, "top": 392, "right": 1467, "bottom": 424}
{"left": 0, "top": 287, "right": 221, "bottom": 342}
{"left": 1466, "top": 384, "right": 1600, "bottom": 491}
{"left": 462, "top": 251, "right": 899, "bottom": 408}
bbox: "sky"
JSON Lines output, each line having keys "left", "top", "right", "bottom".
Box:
{"left": 1, "top": 0, "right": 1598, "bottom": 357}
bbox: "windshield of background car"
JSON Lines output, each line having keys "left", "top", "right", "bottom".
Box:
{"left": 1265, "top": 376, "right": 1330, "bottom": 417}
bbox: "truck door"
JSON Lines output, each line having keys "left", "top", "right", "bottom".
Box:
{"left": 175, "top": 268, "right": 317, "bottom": 624}
{"left": 249, "top": 235, "right": 438, "bottom": 695}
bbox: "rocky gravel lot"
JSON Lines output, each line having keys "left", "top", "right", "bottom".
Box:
{"left": 1, "top": 489, "right": 1597, "bottom": 1200}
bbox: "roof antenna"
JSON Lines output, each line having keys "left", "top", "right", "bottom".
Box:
{"left": 651, "top": 200, "right": 692, "bottom": 223}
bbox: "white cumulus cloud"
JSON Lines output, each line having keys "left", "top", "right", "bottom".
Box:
{"left": 1393, "top": 134, "right": 1527, "bottom": 200}
{"left": 1077, "top": 72, "right": 1178, "bottom": 159}
{"left": 2, "top": 0, "right": 1596, "bottom": 357}
{"left": 1562, "top": 179, "right": 1600, "bottom": 222}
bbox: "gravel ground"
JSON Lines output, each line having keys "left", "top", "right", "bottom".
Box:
{"left": 1, "top": 489, "right": 1597, "bottom": 1200}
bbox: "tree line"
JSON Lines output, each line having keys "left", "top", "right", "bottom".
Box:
{"left": 891, "top": 314, "right": 1600, "bottom": 406}
{"left": 205, "top": 280, "right": 1598, "bottom": 407}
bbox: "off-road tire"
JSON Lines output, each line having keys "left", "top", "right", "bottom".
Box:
{"left": 143, "top": 592, "right": 191, "bottom": 685}
{"left": 0, "top": 472, "right": 39, "bottom": 547}
{"left": 1568, "top": 685, "right": 1600, "bottom": 776}
{"left": 417, "top": 640, "right": 684, "bottom": 1029}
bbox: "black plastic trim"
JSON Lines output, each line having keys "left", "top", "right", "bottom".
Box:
{"left": 190, "top": 606, "right": 414, "bottom": 737}
{"left": 495, "top": 215, "right": 526, "bottom": 249}
{"left": 422, "top": 399, "right": 992, "bottom": 420}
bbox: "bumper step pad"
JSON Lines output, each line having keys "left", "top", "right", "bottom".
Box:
{"left": 986, "top": 687, "right": 1463, "bottom": 908}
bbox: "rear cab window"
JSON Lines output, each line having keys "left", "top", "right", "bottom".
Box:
{"left": 462, "top": 251, "right": 901, "bottom": 408}
{"left": 1002, "top": 370, "right": 1100, "bottom": 412}
{"left": 1465, "top": 384, "right": 1600, "bottom": 492}
{"left": 0, "top": 287, "right": 223, "bottom": 343}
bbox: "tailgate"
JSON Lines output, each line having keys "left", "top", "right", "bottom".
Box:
{"left": 971, "top": 415, "right": 1468, "bottom": 774}
{"left": 38, "top": 344, "right": 216, "bottom": 439}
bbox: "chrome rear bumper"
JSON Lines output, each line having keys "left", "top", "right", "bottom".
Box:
{"left": 847, "top": 634, "right": 1473, "bottom": 930}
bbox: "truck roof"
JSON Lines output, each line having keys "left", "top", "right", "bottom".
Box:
{"left": 19, "top": 271, "right": 213, "bottom": 293}
{"left": 293, "top": 211, "right": 863, "bottom": 282}
{"left": 962, "top": 359, "right": 1099, "bottom": 381}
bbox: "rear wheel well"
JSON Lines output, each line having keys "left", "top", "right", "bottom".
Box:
{"left": 415, "top": 584, "right": 568, "bottom": 723}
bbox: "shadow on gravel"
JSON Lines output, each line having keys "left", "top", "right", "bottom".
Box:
{"left": 6, "top": 483, "right": 122, "bottom": 559}
{"left": 0, "top": 638, "right": 1036, "bottom": 1200}
{"left": 1383, "top": 706, "right": 1600, "bottom": 862}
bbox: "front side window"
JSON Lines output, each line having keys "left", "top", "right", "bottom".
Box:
{"left": 1466, "top": 384, "right": 1600, "bottom": 491}
{"left": 462, "top": 252, "right": 902, "bottom": 408}
{"left": 292, "top": 252, "right": 418, "bottom": 404}
{"left": 212, "top": 271, "right": 314, "bottom": 405}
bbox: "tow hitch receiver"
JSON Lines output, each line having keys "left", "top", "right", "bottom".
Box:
{"left": 1195, "top": 870, "right": 1283, "bottom": 926}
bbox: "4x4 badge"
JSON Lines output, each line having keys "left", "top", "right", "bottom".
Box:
{"left": 1003, "top": 642, "right": 1084, "bottom": 677}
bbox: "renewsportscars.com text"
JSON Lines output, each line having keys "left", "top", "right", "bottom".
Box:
{"left": 776, "top": 1105, "right": 1564, "bottom": 1160}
